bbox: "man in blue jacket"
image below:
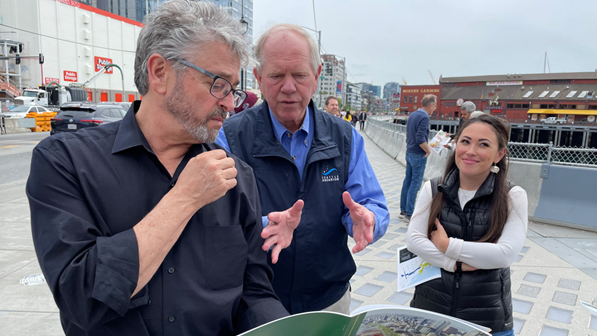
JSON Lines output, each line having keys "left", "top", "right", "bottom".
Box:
{"left": 216, "top": 24, "right": 389, "bottom": 315}
{"left": 400, "top": 94, "right": 437, "bottom": 222}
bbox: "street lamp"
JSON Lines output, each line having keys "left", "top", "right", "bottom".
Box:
{"left": 299, "top": 26, "right": 322, "bottom": 107}
{"left": 239, "top": 0, "right": 249, "bottom": 90}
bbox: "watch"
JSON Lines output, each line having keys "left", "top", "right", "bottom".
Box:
{"left": 456, "top": 261, "right": 463, "bottom": 272}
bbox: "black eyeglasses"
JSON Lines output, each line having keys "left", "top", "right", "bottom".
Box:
{"left": 172, "top": 58, "right": 247, "bottom": 108}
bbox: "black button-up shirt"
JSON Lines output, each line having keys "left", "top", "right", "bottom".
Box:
{"left": 27, "top": 101, "right": 287, "bottom": 335}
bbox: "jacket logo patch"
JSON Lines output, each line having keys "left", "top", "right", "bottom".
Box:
{"left": 322, "top": 167, "right": 340, "bottom": 183}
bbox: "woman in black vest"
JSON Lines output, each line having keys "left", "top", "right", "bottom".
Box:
{"left": 407, "top": 114, "right": 528, "bottom": 336}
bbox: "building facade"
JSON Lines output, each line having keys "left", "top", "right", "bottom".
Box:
{"left": 399, "top": 85, "right": 440, "bottom": 113}
{"left": 345, "top": 81, "right": 362, "bottom": 111}
{"left": 315, "top": 54, "right": 346, "bottom": 109}
{"left": 439, "top": 72, "right": 597, "bottom": 123}
{"left": 1, "top": 0, "right": 143, "bottom": 102}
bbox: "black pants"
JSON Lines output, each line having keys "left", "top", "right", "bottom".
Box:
{"left": 359, "top": 120, "right": 365, "bottom": 130}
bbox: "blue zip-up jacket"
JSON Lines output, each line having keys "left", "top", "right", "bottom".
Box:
{"left": 222, "top": 101, "right": 360, "bottom": 313}
{"left": 406, "top": 108, "right": 430, "bottom": 155}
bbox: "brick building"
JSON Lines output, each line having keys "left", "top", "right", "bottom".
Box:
{"left": 398, "top": 85, "right": 441, "bottom": 113}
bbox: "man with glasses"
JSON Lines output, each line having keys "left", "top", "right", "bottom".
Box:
{"left": 399, "top": 94, "right": 437, "bottom": 223}
{"left": 27, "top": 1, "right": 287, "bottom": 335}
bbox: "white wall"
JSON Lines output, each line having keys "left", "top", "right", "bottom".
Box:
{"left": 1, "top": 0, "right": 141, "bottom": 93}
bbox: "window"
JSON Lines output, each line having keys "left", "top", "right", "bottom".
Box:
{"left": 414, "top": 96, "right": 418, "bottom": 104}
{"left": 403, "top": 95, "right": 407, "bottom": 103}
{"left": 514, "top": 104, "right": 522, "bottom": 108}
{"left": 549, "top": 91, "right": 561, "bottom": 98}
{"left": 566, "top": 91, "right": 577, "bottom": 98}
{"left": 548, "top": 104, "right": 556, "bottom": 109}
{"left": 540, "top": 104, "right": 548, "bottom": 108}
{"left": 539, "top": 91, "right": 550, "bottom": 98}
{"left": 579, "top": 91, "right": 589, "bottom": 98}
{"left": 522, "top": 104, "right": 529, "bottom": 108}
{"left": 588, "top": 105, "right": 597, "bottom": 110}
{"left": 409, "top": 96, "right": 412, "bottom": 103}
{"left": 523, "top": 91, "right": 534, "bottom": 98}
{"left": 507, "top": 104, "right": 514, "bottom": 108}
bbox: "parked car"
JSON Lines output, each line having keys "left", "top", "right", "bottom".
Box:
{"left": 50, "top": 102, "right": 127, "bottom": 135}
{"left": 2, "top": 105, "right": 51, "bottom": 119}
{"left": 540, "top": 116, "right": 567, "bottom": 124}
{"left": 99, "top": 101, "right": 132, "bottom": 111}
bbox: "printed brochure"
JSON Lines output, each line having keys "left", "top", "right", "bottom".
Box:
{"left": 239, "top": 305, "right": 490, "bottom": 336}
{"left": 428, "top": 130, "right": 451, "bottom": 154}
{"left": 397, "top": 246, "right": 441, "bottom": 292}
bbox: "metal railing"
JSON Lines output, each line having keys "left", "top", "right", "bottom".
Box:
{"left": 367, "top": 118, "right": 597, "bottom": 168}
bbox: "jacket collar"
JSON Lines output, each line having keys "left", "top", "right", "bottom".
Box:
{"left": 252, "top": 100, "right": 337, "bottom": 158}
{"left": 439, "top": 167, "right": 496, "bottom": 205}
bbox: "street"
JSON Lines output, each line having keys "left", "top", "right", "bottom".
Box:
{"left": 0, "top": 132, "right": 50, "bottom": 187}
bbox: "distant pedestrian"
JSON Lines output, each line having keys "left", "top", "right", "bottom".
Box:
{"left": 407, "top": 114, "right": 528, "bottom": 336}
{"left": 400, "top": 94, "right": 437, "bottom": 222}
{"left": 358, "top": 110, "right": 367, "bottom": 131}
{"left": 351, "top": 111, "right": 358, "bottom": 128}
{"left": 324, "top": 96, "right": 341, "bottom": 117}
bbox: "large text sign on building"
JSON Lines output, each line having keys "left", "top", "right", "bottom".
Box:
{"left": 402, "top": 88, "right": 440, "bottom": 94}
{"left": 486, "top": 81, "right": 523, "bottom": 86}
{"left": 63, "top": 71, "right": 78, "bottom": 82}
{"left": 95, "top": 57, "right": 113, "bottom": 74}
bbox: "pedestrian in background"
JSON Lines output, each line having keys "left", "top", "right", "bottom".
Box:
{"left": 400, "top": 94, "right": 436, "bottom": 222}
{"left": 216, "top": 23, "right": 389, "bottom": 316}
{"left": 27, "top": 1, "right": 287, "bottom": 335}
{"left": 324, "top": 96, "right": 341, "bottom": 117}
{"left": 407, "top": 114, "right": 528, "bottom": 336}
{"left": 358, "top": 110, "right": 367, "bottom": 131}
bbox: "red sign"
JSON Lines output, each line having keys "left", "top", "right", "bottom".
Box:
{"left": 94, "top": 56, "right": 113, "bottom": 74}
{"left": 56, "top": 0, "right": 81, "bottom": 8}
{"left": 63, "top": 71, "right": 78, "bottom": 82}
{"left": 44, "top": 77, "right": 60, "bottom": 84}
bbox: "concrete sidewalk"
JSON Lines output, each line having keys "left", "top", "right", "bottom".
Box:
{"left": 1, "top": 130, "right": 597, "bottom": 335}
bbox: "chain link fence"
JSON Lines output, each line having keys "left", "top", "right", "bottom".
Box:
{"left": 368, "top": 118, "right": 597, "bottom": 168}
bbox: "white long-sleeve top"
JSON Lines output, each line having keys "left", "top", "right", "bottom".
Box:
{"left": 406, "top": 180, "right": 528, "bottom": 272}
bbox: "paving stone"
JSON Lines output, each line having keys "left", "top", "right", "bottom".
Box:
{"left": 517, "top": 284, "right": 541, "bottom": 298}
{"left": 349, "top": 299, "right": 363, "bottom": 312}
{"left": 521, "top": 246, "right": 530, "bottom": 253}
{"left": 386, "top": 292, "right": 412, "bottom": 305}
{"left": 355, "top": 266, "right": 373, "bottom": 276}
{"left": 382, "top": 233, "right": 399, "bottom": 240}
{"left": 375, "top": 271, "right": 397, "bottom": 283}
{"left": 545, "top": 306, "right": 573, "bottom": 323}
{"left": 590, "top": 315, "right": 597, "bottom": 330}
{"left": 393, "top": 227, "right": 407, "bottom": 233}
{"left": 539, "top": 325, "right": 568, "bottom": 336}
{"left": 557, "top": 278, "right": 580, "bottom": 291}
{"left": 355, "top": 248, "right": 371, "bottom": 256}
{"left": 515, "top": 254, "right": 523, "bottom": 262}
{"left": 389, "top": 218, "right": 401, "bottom": 224}
{"left": 375, "top": 252, "right": 394, "bottom": 259}
{"left": 353, "top": 283, "right": 383, "bottom": 297}
{"left": 512, "top": 298, "right": 534, "bottom": 314}
{"left": 524, "top": 272, "right": 547, "bottom": 284}
{"left": 513, "top": 317, "right": 525, "bottom": 334}
{"left": 387, "top": 244, "right": 401, "bottom": 251}
{"left": 552, "top": 291, "right": 577, "bottom": 306}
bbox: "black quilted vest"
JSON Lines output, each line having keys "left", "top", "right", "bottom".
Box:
{"left": 410, "top": 168, "right": 514, "bottom": 332}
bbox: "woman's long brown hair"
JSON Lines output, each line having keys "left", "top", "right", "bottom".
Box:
{"left": 426, "top": 115, "right": 511, "bottom": 243}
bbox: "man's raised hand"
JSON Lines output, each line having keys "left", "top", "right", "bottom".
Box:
{"left": 261, "top": 200, "right": 304, "bottom": 264}
{"left": 343, "top": 191, "right": 375, "bottom": 253}
{"left": 172, "top": 149, "right": 237, "bottom": 210}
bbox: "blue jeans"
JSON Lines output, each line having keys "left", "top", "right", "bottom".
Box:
{"left": 400, "top": 152, "right": 427, "bottom": 216}
{"left": 492, "top": 329, "right": 515, "bottom": 336}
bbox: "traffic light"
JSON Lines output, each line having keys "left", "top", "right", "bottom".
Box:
{"left": 15, "top": 54, "right": 20, "bottom": 65}
{"left": 39, "top": 53, "right": 44, "bottom": 64}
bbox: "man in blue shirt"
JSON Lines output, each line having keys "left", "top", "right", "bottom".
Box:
{"left": 216, "top": 24, "right": 389, "bottom": 315}
{"left": 400, "top": 94, "right": 437, "bottom": 222}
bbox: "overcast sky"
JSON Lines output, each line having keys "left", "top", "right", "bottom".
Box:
{"left": 253, "top": 0, "right": 597, "bottom": 87}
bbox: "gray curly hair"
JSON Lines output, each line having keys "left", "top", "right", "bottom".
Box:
{"left": 134, "top": 0, "right": 250, "bottom": 95}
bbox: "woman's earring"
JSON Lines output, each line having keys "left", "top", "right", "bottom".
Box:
{"left": 490, "top": 163, "right": 500, "bottom": 174}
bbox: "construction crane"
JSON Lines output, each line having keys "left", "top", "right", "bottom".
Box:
{"left": 428, "top": 70, "right": 437, "bottom": 85}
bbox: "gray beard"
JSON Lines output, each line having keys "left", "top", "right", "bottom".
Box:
{"left": 165, "top": 79, "right": 227, "bottom": 143}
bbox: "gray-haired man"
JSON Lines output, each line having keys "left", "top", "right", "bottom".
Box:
{"left": 27, "top": 1, "right": 287, "bottom": 335}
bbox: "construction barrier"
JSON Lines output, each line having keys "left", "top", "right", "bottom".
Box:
{"left": 26, "top": 111, "right": 57, "bottom": 132}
